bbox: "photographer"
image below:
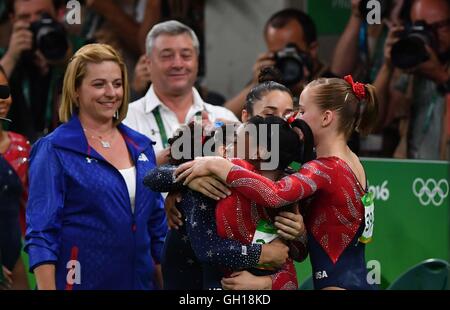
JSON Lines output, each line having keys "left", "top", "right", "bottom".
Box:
{"left": 331, "top": 0, "right": 408, "bottom": 82}
{"left": 374, "top": 0, "right": 449, "bottom": 159}
{"left": 330, "top": 0, "right": 410, "bottom": 156}
{"left": 224, "top": 8, "right": 336, "bottom": 118}
{"left": 0, "top": 0, "right": 82, "bottom": 142}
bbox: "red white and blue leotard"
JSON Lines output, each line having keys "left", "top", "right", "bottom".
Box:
{"left": 225, "top": 156, "right": 377, "bottom": 289}
{"left": 216, "top": 159, "right": 306, "bottom": 290}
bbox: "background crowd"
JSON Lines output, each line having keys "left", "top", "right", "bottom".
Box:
{"left": 0, "top": 0, "right": 449, "bottom": 290}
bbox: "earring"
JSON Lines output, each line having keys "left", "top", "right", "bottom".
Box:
{"left": 114, "top": 110, "right": 119, "bottom": 119}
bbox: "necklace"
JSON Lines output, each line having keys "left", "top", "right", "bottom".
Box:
{"left": 83, "top": 128, "right": 115, "bottom": 149}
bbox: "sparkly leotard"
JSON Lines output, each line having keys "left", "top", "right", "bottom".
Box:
{"left": 145, "top": 164, "right": 298, "bottom": 289}
{"left": 225, "top": 156, "right": 377, "bottom": 289}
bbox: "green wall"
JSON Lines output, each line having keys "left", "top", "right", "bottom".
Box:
{"left": 296, "top": 158, "right": 450, "bottom": 289}
{"left": 307, "top": 0, "right": 352, "bottom": 35}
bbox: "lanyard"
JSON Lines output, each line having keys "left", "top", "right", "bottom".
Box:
{"left": 358, "top": 23, "right": 388, "bottom": 82}
{"left": 358, "top": 22, "right": 369, "bottom": 64}
{"left": 152, "top": 106, "right": 169, "bottom": 148}
{"left": 152, "top": 106, "right": 205, "bottom": 148}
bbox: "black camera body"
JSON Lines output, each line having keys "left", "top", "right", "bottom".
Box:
{"left": 29, "top": 13, "right": 69, "bottom": 62}
{"left": 274, "top": 43, "right": 312, "bottom": 87}
{"left": 391, "top": 21, "right": 438, "bottom": 69}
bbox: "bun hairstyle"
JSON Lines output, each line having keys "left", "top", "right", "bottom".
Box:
{"left": 258, "top": 66, "right": 283, "bottom": 84}
{"left": 244, "top": 67, "right": 293, "bottom": 116}
{"left": 167, "top": 121, "right": 215, "bottom": 165}
{"left": 305, "top": 77, "right": 378, "bottom": 138}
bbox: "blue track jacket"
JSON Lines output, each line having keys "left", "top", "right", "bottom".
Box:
{"left": 25, "top": 116, "right": 167, "bottom": 290}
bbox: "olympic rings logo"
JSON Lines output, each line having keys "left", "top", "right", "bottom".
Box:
{"left": 412, "top": 178, "right": 449, "bottom": 206}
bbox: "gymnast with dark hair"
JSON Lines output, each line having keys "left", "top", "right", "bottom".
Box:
{"left": 175, "top": 75, "right": 379, "bottom": 290}
{"left": 145, "top": 67, "right": 316, "bottom": 289}
{"left": 145, "top": 114, "right": 314, "bottom": 289}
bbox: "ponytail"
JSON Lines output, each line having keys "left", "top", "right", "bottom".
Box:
{"left": 306, "top": 77, "right": 379, "bottom": 139}
{"left": 357, "top": 84, "right": 378, "bottom": 136}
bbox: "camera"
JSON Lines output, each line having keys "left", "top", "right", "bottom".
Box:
{"left": 390, "top": 21, "right": 438, "bottom": 69}
{"left": 29, "top": 13, "right": 69, "bottom": 62}
{"left": 274, "top": 43, "right": 312, "bottom": 87}
{"left": 359, "top": 0, "right": 392, "bottom": 20}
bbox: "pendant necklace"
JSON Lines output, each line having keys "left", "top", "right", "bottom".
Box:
{"left": 99, "top": 139, "right": 111, "bottom": 148}
{"left": 83, "top": 128, "right": 115, "bottom": 149}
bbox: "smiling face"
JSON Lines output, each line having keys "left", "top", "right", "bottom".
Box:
{"left": 76, "top": 61, "right": 123, "bottom": 124}
{"left": 147, "top": 33, "right": 198, "bottom": 97}
{"left": 0, "top": 70, "right": 12, "bottom": 119}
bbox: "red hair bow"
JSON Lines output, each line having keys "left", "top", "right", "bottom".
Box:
{"left": 287, "top": 112, "right": 298, "bottom": 124}
{"left": 344, "top": 75, "right": 366, "bottom": 101}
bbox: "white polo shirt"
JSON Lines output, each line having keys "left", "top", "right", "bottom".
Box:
{"left": 123, "top": 85, "right": 239, "bottom": 153}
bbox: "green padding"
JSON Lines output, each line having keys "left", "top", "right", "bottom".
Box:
{"left": 295, "top": 158, "right": 449, "bottom": 289}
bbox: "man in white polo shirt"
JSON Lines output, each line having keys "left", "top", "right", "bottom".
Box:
{"left": 124, "top": 20, "right": 238, "bottom": 160}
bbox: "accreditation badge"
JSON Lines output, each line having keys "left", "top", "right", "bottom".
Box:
{"left": 252, "top": 220, "right": 279, "bottom": 270}
{"left": 359, "top": 191, "right": 374, "bottom": 244}
{"left": 252, "top": 219, "right": 278, "bottom": 245}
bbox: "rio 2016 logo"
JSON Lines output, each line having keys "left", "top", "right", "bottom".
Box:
{"left": 368, "top": 180, "right": 390, "bottom": 201}
{"left": 412, "top": 178, "right": 449, "bottom": 207}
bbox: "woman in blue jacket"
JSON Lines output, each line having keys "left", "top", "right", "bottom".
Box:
{"left": 25, "top": 44, "right": 167, "bottom": 290}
